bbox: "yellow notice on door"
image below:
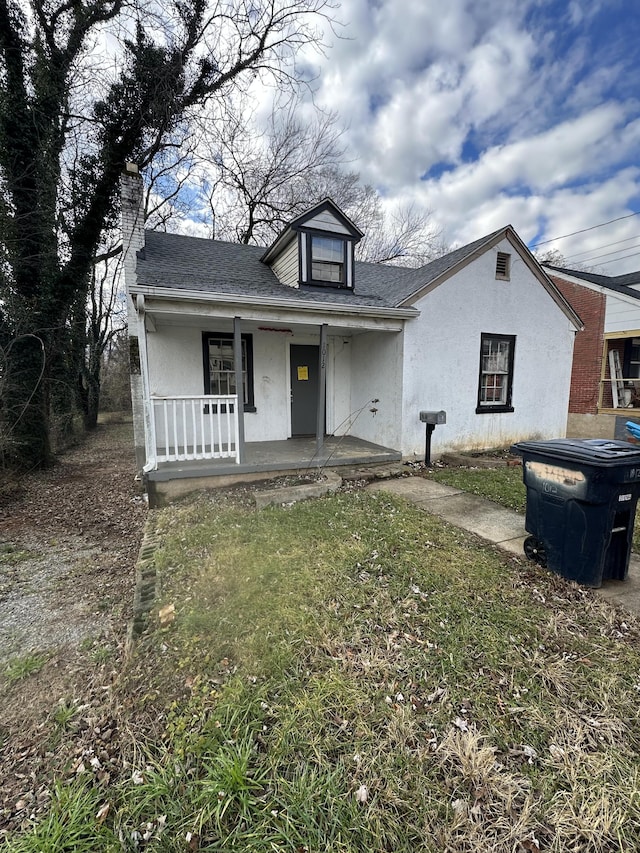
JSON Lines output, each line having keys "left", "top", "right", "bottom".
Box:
{"left": 297, "top": 365, "right": 309, "bottom": 381}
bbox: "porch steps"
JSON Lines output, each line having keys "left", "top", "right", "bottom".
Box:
{"left": 339, "top": 462, "right": 407, "bottom": 482}
{"left": 147, "top": 460, "right": 408, "bottom": 506}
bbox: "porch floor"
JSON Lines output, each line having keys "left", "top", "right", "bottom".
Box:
{"left": 148, "top": 435, "right": 402, "bottom": 483}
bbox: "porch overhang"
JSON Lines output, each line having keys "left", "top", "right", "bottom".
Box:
{"left": 131, "top": 285, "right": 418, "bottom": 334}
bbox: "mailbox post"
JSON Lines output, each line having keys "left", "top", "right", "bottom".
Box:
{"left": 419, "top": 410, "right": 446, "bottom": 465}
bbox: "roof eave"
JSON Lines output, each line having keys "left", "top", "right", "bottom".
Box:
{"left": 131, "top": 283, "right": 419, "bottom": 320}
{"left": 544, "top": 265, "right": 640, "bottom": 303}
{"left": 399, "top": 227, "right": 583, "bottom": 330}
{"left": 501, "top": 230, "right": 583, "bottom": 330}
{"left": 260, "top": 227, "right": 295, "bottom": 264}
{"left": 396, "top": 228, "right": 508, "bottom": 307}
{"left": 260, "top": 198, "right": 364, "bottom": 265}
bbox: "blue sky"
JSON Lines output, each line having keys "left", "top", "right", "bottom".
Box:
{"left": 300, "top": 0, "right": 640, "bottom": 272}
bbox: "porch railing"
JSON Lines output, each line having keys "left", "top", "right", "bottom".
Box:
{"left": 149, "top": 395, "right": 240, "bottom": 464}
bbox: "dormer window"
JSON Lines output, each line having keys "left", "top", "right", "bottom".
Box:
{"left": 311, "top": 236, "right": 345, "bottom": 284}
{"left": 300, "top": 230, "right": 354, "bottom": 289}
{"left": 261, "top": 198, "right": 362, "bottom": 290}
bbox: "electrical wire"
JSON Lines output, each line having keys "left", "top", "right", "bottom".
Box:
{"left": 530, "top": 211, "right": 640, "bottom": 248}
{"left": 563, "top": 233, "right": 640, "bottom": 262}
{"left": 593, "top": 250, "right": 640, "bottom": 268}
{"left": 562, "top": 242, "right": 640, "bottom": 265}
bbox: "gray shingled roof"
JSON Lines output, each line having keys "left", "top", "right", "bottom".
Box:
{"left": 137, "top": 227, "right": 505, "bottom": 309}
{"left": 545, "top": 265, "right": 640, "bottom": 300}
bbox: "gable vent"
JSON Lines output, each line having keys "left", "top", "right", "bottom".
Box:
{"left": 496, "top": 252, "right": 511, "bottom": 280}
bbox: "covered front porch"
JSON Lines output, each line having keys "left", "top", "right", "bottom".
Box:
{"left": 132, "top": 290, "right": 412, "bottom": 495}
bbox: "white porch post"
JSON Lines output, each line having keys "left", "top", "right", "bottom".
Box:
{"left": 316, "top": 323, "right": 328, "bottom": 454}
{"left": 233, "top": 316, "right": 245, "bottom": 462}
{"left": 136, "top": 294, "right": 157, "bottom": 471}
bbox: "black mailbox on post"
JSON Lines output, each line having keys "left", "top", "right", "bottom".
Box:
{"left": 419, "top": 411, "right": 446, "bottom": 464}
{"left": 420, "top": 410, "right": 446, "bottom": 425}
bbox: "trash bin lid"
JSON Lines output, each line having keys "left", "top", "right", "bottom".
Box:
{"left": 510, "top": 438, "right": 640, "bottom": 466}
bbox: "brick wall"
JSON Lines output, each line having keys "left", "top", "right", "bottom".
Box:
{"left": 120, "top": 165, "right": 147, "bottom": 470}
{"left": 551, "top": 275, "right": 605, "bottom": 414}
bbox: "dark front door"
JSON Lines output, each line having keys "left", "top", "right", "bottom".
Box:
{"left": 290, "top": 344, "right": 321, "bottom": 435}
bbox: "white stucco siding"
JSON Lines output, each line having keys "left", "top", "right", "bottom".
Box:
{"left": 350, "top": 332, "right": 404, "bottom": 450}
{"left": 401, "top": 240, "right": 575, "bottom": 457}
{"left": 328, "top": 337, "right": 352, "bottom": 435}
{"left": 605, "top": 293, "right": 640, "bottom": 334}
{"left": 141, "top": 322, "right": 361, "bottom": 444}
{"left": 270, "top": 238, "right": 299, "bottom": 288}
{"left": 145, "top": 324, "right": 292, "bottom": 442}
{"left": 147, "top": 324, "right": 202, "bottom": 397}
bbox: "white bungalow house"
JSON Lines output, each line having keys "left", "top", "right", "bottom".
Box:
{"left": 122, "top": 165, "right": 582, "bottom": 504}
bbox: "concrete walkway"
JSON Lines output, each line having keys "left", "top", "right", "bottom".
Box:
{"left": 368, "top": 476, "right": 640, "bottom": 616}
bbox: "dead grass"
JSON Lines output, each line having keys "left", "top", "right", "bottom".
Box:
{"left": 426, "top": 463, "right": 640, "bottom": 553}
{"left": 9, "top": 488, "right": 640, "bottom": 851}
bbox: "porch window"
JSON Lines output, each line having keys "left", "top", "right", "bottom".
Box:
{"left": 202, "top": 332, "right": 255, "bottom": 412}
{"left": 476, "top": 333, "right": 515, "bottom": 413}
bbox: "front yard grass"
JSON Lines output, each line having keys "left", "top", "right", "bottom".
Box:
{"left": 9, "top": 489, "right": 640, "bottom": 852}
{"left": 425, "top": 463, "right": 640, "bottom": 553}
{"left": 426, "top": 464, "right": 527, "bottom": 512}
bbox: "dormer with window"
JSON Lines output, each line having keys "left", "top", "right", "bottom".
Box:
{"left": 261, "top": 199, "right": 363, "bottom": 291}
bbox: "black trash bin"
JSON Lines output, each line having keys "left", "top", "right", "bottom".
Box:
{"left": 510, "top": 439, "right": 640, "bottom": 587}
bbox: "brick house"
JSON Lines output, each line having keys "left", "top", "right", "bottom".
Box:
{"left": 544, "top": 265, "right": 640, "bottom": 439}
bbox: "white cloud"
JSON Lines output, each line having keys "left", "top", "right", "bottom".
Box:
{"left": 182, "top": 0, "right": 640, "bottom": 274}
{"left": 296, "top": 0, "right": 640, "bottom": 272}
{"left": 407, "top": 102, "right": 635, "bottom": 228}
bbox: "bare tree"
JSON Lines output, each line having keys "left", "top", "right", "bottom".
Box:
{"left": 100, "top": 330, "right": 133, "bottom": 413}
{"left": 198, "top": 96, "right": 448, "bottom": 266}
{"left": 199, "top": 94, "right": 347, "bottom": 243}
{"left": 0, "top": 0, "right": 334, "bottom": 469}
{"left": 77, "top": 245, "right": 128, "bottom": 429}
{"left": 534, "top": 248, "right": 593, "bottom": 272}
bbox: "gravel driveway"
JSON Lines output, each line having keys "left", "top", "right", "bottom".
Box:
{"left": 0, "top": 419, "right": 145, "bottom": 665}
{"left": 0, "top": 417, "right": 146, "bottom": 833}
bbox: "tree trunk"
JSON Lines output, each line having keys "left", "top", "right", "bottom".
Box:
{"left": 1, "top": 335, "right": 52, "bottom": 469}
{"left": 84, "top": 373, "right": 101, "bottom": 430}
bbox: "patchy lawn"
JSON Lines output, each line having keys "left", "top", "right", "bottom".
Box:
{"left": 9, "top": 489, "right": 640, "bottom": 852}
{"left": 425, "top": 465, "right": 527, "bottom": 513}
{"left": 426, "top": 463, "right": 640, "bottom": 554}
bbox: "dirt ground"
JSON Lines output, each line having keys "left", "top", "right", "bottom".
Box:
{"left": 0, "top": 417, "right": 146, "bottom": 835}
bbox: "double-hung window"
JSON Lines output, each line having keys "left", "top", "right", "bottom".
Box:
{"left": 310, "top": 236, "right": 345, "bottom": 284}
{"left": 476, "top": 333, "right": 515, "bottom": 413}
{"left": 202, "top": 332, "right": 255, "bottom": 412}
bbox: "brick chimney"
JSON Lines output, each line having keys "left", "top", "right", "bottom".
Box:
{"left": 121, "top": 163, "right": 147, "bottom": 471}
{"left": 121, "top": 162, "right": 145, "bottom": 290}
